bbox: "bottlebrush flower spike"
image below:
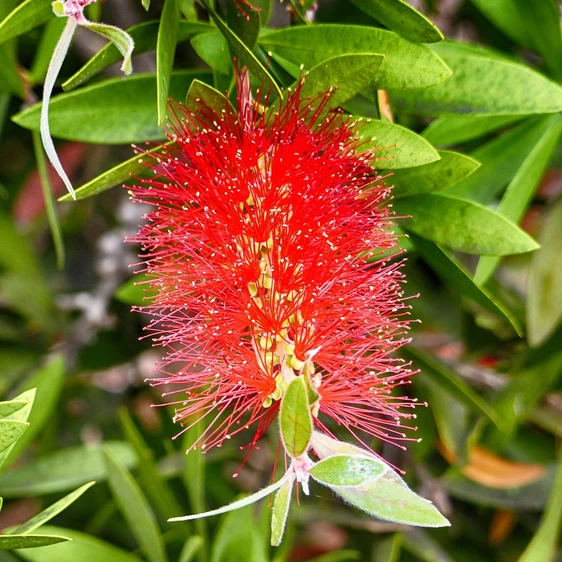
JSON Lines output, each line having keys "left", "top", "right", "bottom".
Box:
{"left": 130, "top": 74, "right": 419, "bottom": 458}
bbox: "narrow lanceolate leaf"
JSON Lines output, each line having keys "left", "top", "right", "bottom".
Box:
{"left": 63, "top": 21, "right": 212, "bottom": 91}
{"left": 280, "top": 376, "right": 313, "bottom": 458}
{"left": 0, "top": 0, "right": 51, "bottom": 45}
{"left": 527, "top": 199, "right": 562, "bottom": 347}
{"left": 0, "top": 533, "right": 70, "bottom": 549}
{"left": 169, "top": 475, "right": 288, "bottom": 522}
{"left": 390, "top": 41, "right": 562, "bottom": 116}
{"left": 0, "top": 400, "right": 27, "bottom": 419}
{"left": 178, "top": 537, "right": 203, "bottom": 562}
{"left": 0, "top": 46, "right": 24, "bottom": 97}
{"left": 102, "top": 446, "right": 168, "bottom": 562}
{"left": 0, "top": 420, "right": 29, "bottom": 453}
{"left": 408, "top": 233, "right": 522, "bottom": 335}
{"left": 82, "top": 22, "right": 135, "bottom": 76}
{"left": 259, "top": 25, "right": 451, "bottom": 90}
{"left": 12, "top": 482, "right": 96, "bottom": 535}
{"left": 309, "top": 455, "right": 388, "bottom": 487}
{"left": 357, "top": 120, "right": 440, "bottom": 169}
{"left": 201, "top": 0, "right": 282, "bottom": 98}
{"left": 59, "top": 142, "right": 173, "bottom": 202}
{"left": 394, "top": 194, "right": 540, "bottom": 256}
{"left": 328, "top": 466, "right": 450, "bottom": 527}
{"left": 270, "top": 473, "right": 294, "bottom": 546}
{"left": 0, "top": 389, "right": 34, "bottom": 471}
{"left": 474, "top": 114, "right": 562, "bottom": 285}
{"left": 348, "top": 0, "right": 443, "bottom": 43}
{"left": 518, "top": 458, "right": 562, "bottom": 562}
{"left": 157, "top": 0, "right": 180, "bottom": 124}
{"left": 14, "top": 71, "right": 212, "bottom": 144}
{"left": 227, "top": 0, "right": 260, "bottom": 50}
{"left": 391, "top": 151, "right": 480, "bottom": 198}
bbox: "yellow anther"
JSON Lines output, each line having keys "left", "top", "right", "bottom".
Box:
{"left": 290, "top": 355, "right": 305, "bottom": 370}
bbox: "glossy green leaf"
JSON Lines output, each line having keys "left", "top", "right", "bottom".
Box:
{"left": 0, "top": 420, "right": 29, "bottom": 453}
{"left": 394, "top": 194, "right": 540, "bottom": 255}
{"left": 390, "top": 41, "right": 562, "bottom": 115}
{"left": 519, "top": 458, "right": 562, "bottom": 562}
{"left": 15, "top": 526, "right": 142, "bottom": 561}
{"left": 169, "top": 475, "right": 287, "bottom": 522}
{"left": 60, "top": 142, "right": 173, "bottom": 202}
{"left": 391, "top": 151, "right": 480, "bottom": 198}
{"left": 5, "top": 355, "right": 66, "bottom": 467}
{"left": 0, "top": 0, "right": 51, "bottom": 46}
{"left": 471, "top": 0, "right": 562, "bottom": 81}
{"left": 227, "top": 0, "right": 260, "bottom": 50}
{"left": 309, "top": 454, "right": 388, "bottom": 487}
{"left": 402, "top": 346, "right": 503, "bottom": 428}
{"left": 259, "top": 25, "right": 451, "bottom": 90}
{"left": 270, "top": 473, "right": 294, "bottom": 546}
{"left": 157, "top": 0, "right": 181, "bottom": 124}
{"left": 63, "top": 21, "right": 212, "bottom": 91}
{"left": 12, "top": 482, "right": 95, "bottom": 535}
{"left": 179, "top": 537, "right": 203, "bottom": 562}
{"left": 202, "top": 0, "right": 281, "bottom": 98}
{"left": 0, "top": 441, "right": 136, "bottom": 496}
{"left": 422, "top": 114, "right": 523, "bottom": 146}
{"left": 408, "top": 233, "right": 522, "bottom": 334}
{"left": 102, "top": 446, "right": 168, "bottom": 562}
{"left": 0, "top": 389, "right": 34, "bottom": 471}
{"left": 348, "top": 0, "right": 443, "bottom": 43}
{"left": 186, "top": 78, "right": 232, "bottom": 120}
{"left": 114, "top": 273, "right": 154, "bottom": 306}
{"left": 297, "top": 54, "right": 384, "bottom": 111}
{"left": 527, "top": 199, "right": 562, "bottom": 347}
{"left": 357, "top": 120, "right": 440, "bottom": 169}
{"left": 474, "top": 114, "right": 562, "bottom": 284}
{"left": 311, "top": 431, "right": 375, "bottom": 460}
{"left": 0, "top": 534, "right": 70, "bottom": 549}
{"left": 446, "top": 116, "right": 559, "bottom": 204}
{"left": 327, "top": 467, "right": 450, "bottom": 527}
{"left": 13, "top": 71, "right": 212, "bottom": 144}
{"left": 0, "top": 47, "right": 23, "bottom": 97}
{"left": 119, "top": 409, "right": 183, "bottom": 520}
{"left": 0, "top": 400, "right": 27, "bottom": 419}
{"left": 280, "top": 376, "right": 313, "bottom": 458}
{"left": 191, "top": 32, "right": 232, "bottom": 75}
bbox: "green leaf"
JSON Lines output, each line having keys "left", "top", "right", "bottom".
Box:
{"left": 157, "top": 0, "right": 181, "bottom": 124}
{"left": 114, "top": 273, "right": 154, "bottom": 306}
{"left": 185, "top": 79, "right": 233, "bottom": 124}
{"left": 393, "top": 194, "right": 540, "bottom": 255}
{"left": 357, "top": 120, "right": 440, "bottom": 169}
{"left": 191, "top": 32, "right": 232, "bottom": 75}
{"left": 527, "top": 199, "right": 562, "bottom": 347}
{"left": 227, "top": 0, "right": 260, "bottom": 50}
{"left": 0, "top": 400, "right": 27, "bottom": 419}
{"left": 0, "top": 534, "right": 70, "bottom": 550}
{"left": 421, "top": 114, "right": 523, "bottom": 146}
{"left": 297, "top": 54, "right": 384, "bottom": 111}
{"left": 390, "top": 41, "right": 562, "bottom": 115}
{"left": 119, "top": 409, "right": 183, "bottom": 520}
{"left": 63, "top": 21, "right": 212, "bottom": 91}
{"left": 391, "top": 151, "right": 480, "bottom": 198}
{"left": 280, "top": 376, "right": 313, "bottom": 458}
{"left": 402, "top": 346, "right": 503, "bottom": 429}
{"left": 169, "top": 476, "right": 287, "bottom": 522}
{"left": 0, "top": 46, "right": 23, "bottom": 97}
{"left": 474, "top": 114, "right": 562, "bottom": 284}
{"left": 471, "top": 0, "right": 562, "bottom": 81}
{"left": 309, "top": 454, "right": 388, "bottom": 487}
{"left": 15, "top": 525, "right": 142, "bottom": 561}
{"left": 0, "top": 0, "right": 51, "bottom": 46}
{"left": 0, "top": 420, "right": 29, "bottom": 453}
{"left": 348, "top": 0, "right": 443, "bottom": 43}
{"left": 270, "top": 473, "right": 294, "bottom": 546}
{"left": 179, "top": 537, "right": 203, "bottom": 562}
{"left": 0, "top": 389, "right": 35, "bottom": 471}
{"left": 0, "top": 441, "right": 136, "bottom": 497}
{"left": 326, "top": 466, "right": 450, "bottom": 527}
{"left": 102, "top": 445, "right": 168, "bottom": 562}
{"left": 59, "top": 142, "right": 173, "bottom": 202}
{"left": 12, "top": 482, "right": 96, "bottom": 535}
{"left": 13, "top": 71, "right": 212, "bottom": 144}
{"left": 518, "top": 458, "right": 562, "bottom": 562}
{"left": 202, "top": 0, "right": 281, "bottom": 98}
{"left": 408, "top": 233, "right": 522, "bottom": 334}
{"left": 259, "top": 25, "right": 451, "bottom": 90}
{"left": 446, "top": 116, "right": 560, "bottom": 204}
{"left": 311, "top": 431, "right": 376, "bottom": 460}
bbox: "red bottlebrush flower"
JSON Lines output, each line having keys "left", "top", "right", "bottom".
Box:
{"left": 129, "top": 76, "right": 418, "bottom": 455}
